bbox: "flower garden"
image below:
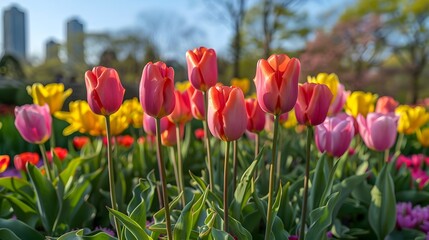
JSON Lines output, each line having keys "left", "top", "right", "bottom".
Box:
{"left": 0, "top": 47, "right": 429, "bottom": 240}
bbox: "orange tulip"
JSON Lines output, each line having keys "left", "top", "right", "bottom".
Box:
{"left": 375, "top": 96, "right": 399, "bottom": 114}
{"left": 254, "top": 54, "right": 300, "bottom": 115}
{"left": 168, "top": 90, "right": 192, "bottom": 124}
{"left": 0, "top": 155, "right": 10, "bottom": 173}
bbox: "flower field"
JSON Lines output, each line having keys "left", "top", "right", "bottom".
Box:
{"left": 0, "top": 47, "right": 429, "bottom": 240}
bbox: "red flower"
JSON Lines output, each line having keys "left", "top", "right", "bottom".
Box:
{"left": 47, "top": 147, "right": 68, "bottom": 162}
{"left": 194, "top": 128, "right": 205, "bottom": 140}
{"left": 117, "top": 135, "right": 134, "bottom": 148}
{"left": 14, "top": 152, "right": 39, "bottom": 171}
{"left": 73, "top": 136, "right": 90, "bottom": 150}
{"left": 0, "top": 155, "right": 10, "bottom": 173}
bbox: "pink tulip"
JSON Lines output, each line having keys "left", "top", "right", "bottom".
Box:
{"left": 161, "top": 120, "right": 185, "bottom": 146}
{"left": 254, "top": 54, "right": 300, "bottom": 115}
{"left": 186, "top": 47, "right": 218, "bottom": 91}
{"left": 85, "top": 66, "right": 125, "bottom": 116}
{"left": 357, "top": 113, "right": 399, "bottom": 151}
{"left": 207, "top": 85, "right": 247, "bottom": 141}
{"left": 143, "top": 113, "right": 169, "bottom": 136}
{"left": 329, "top": 83, "right": 349, "bottom": 116}
{"left": 245, "top": 98, "right": 266, "bottom": 133}
{"left": 375, "top": 96, "right": 399, "bottom": 114}
{"left": 168, "top": 90, "right": 192, "bottom": 124}
{"left": 15, "top": 104, "right": 52, "bottom": 144}
{"left": 315, "top": 113, "right": 355, "bottom": 157}
{"left": 295, "top": 83, "right": 333, "bottom": 126}
{"left": 140, "top": 61, "right": 175, "bottom": 118}
{"left": 187, "top": 85, "right": 205, "bottom": 120}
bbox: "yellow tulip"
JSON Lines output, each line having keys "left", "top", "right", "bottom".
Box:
{"left": 231, "top": 78, "right": 250, "bottom": 95}
{"left": 344, "top": 91, "right": 377, "bottom": 117}
{"left": 175, "top": 81, "right": 191, "bottom": 93}
{"left": 27, "top": 83, "right": 73, "bottom": 113}
{"left": 417, "top": 128, "right": 429, "bottom": 147}
{"left": 121, "top": 98, "right": 143, "bottom": 128}
{"left": 54, "top": 100, "right": 105, "bottom": 136}
{"left": 283, "top": 109, "right": 298, "bottom": 129}
{"left": 307, "top": 73, "right": 339, "bottom": 102}
{"left": 109, "top": 105, "right": 130, "bottom": 136}
{"left": 396, "top": 105, "right": 429, "bottom": 134}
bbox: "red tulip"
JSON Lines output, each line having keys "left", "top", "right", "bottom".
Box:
{"left": 357, "top": 113, "right": 399, "bottom": 151}
{"left": 194, "top": 128, "right": 205, "bottom": 140}
{"left": 295, "top": 83, "right": 333, "bottom": 126}
{"left": 14, "top": 152, "right": 39, "bottom": 171}
{"left": 315, "top": 113, "right": 355, "bottom": 157}
{"left": 85, "top": 66, "right": 125, "bottom": 116}
{"left": 116, "top": 135, "right": 134, "bottom": 148}
{"left": 245, "top": 98, "right": 266, "bottom": 133}
{"left": 73, "top": 136, "right": 89, "bottom": 150}
{"left": 161, "top": 120, "right": 185, "bottom": 146}
{"left": 254, "top": 54, "right": 300, "bottom": 115}
{"left": 187, "top": 85, "right": 205, "bottom": 120}
{"left": 15, "top": 104, "right": 52, "bottom": 144}
{"left": 0, "top": 155, "right": 10, "bottom": 173}
{"left": 207, "top": 85, "right": 247, "bottom": 141}
{"left": 47, "top": 147, "right": 68, "bottom": 162}
{"left": 375, "top": 96, "right": 399, "bottom": 114}
{"left": 168, "top": 90, "right": 192, "bottom": 124}
{"left": 140, "top": 61, "right": 176, "bottom": 118}
{"left": 186, "top": 47, "right": 217, "bottom": 91}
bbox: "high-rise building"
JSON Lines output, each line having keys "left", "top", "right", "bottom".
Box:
{"left": 45, "top": 39, "right": 60, "bottom": 61}
{"left": 3, "top": 5, "right": 26, "bottom": 60}
{"left": 66, "top": 18, "right": 84, "bottom": 64}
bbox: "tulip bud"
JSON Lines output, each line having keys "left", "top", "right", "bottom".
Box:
{"left": 15, "top": 104, "right": 52, "bottom": 144}
{"left": 27, "top": 83, "right": 73, "bottom": 113}
{"left": 168, "top": 90, "right": 192, "bottom": 124}
{"left": 245, "top": 98, "right": 266, "bottom": 133}
{"left": 14, "top": 152, "right": 39, "bottom": 171}
{"left": 254, "top": 54, "right": 300, "bottom": 115}
{"left": 396, "top": 105, "right": 429, "bottom": 135}
{"left": 140, "top": 61, "right": 176, "bottom": 118}
{"left": 207, "top": 86, "right": 247, "bottom": 141}
{"left": 357, "top": 113, "right": 399, "bottom": 151}
{"left": 85, "top": 66, "right": 125, "bottom": 116}
{"left": 417, "top": 128, "right": 429, "bottom": 147}
{"left": 187, "top": 85, "right": 205, "bottom": 120}
{"left": 0, "top": 155, "right": 10, "bottom": 173}
{"left": 375, "top": 96, "right": 399, "bottom": 114}
{"left": 186, "top": 47, "right": 218, "bottom": 91}
{"left": 295, "top": 83, "right": 333, "bottom": 126}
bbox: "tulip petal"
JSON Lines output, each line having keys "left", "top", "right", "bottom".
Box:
{"left": 95, "top": 68, "right": 125, "bottom": 115}
{"left": 279, "top": 58, "right": 300, "bottom": 113}
{"left": 370, "top": 116, "right": 397, "bottom": 151}
{"left": 222, "top": 88, "right": 247, "bottom": 141}
{"left": 307, "top": 84, "right": 332, "bottom": 125}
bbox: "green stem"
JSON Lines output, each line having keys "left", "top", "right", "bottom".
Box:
{"left": 264, "top": 115, "right": 280, "bottom": 240}
{"left": 276, "top": 128, "right": 282, "bottom": 189}
{"left": 254, "top": 133, "right": 260, "bottom": 178}
{"left": 39, "top": 144, "right": 53, "bottom": 182}
{"left": 384, "top": 149, "right": 390, "bottom": 165}
{"left": 202, "top": 91, "right": 214, "bottom": 191}
{"left": 299, "top": 127, "right": 313, "bottom": 240}
{"left": 155, "top": 117, "right": 172, "bottom": 240}
{"left": 169, "top": 147, "right": 181, "bottom": 203}
{"left": 232, "top": 140, "right": 237, "bottom": 191}
{"left": 105, "top": 116, "right": 121, "bottom": 239}
{"left": 394, "top": 133, "right": 404, "bottom": 154}
{"left": 223, "top": 141, "right": 230, "bottom": 233}
{"left": 175, "top": 124, "right": 186, "bottom": 207}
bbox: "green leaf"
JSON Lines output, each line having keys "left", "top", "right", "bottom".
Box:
{"left": 57, "top": 228, "right": 117, "bottom": 240}
{"left": 0, "top": 218, "right": 44, "bottom": 240}
{"left": 368, "top": 165, "right": 396, "bottom": 240}
{"left": 26, "top": 163, "right": 60, "bottom": 235}
{"left": 107, "top": 207, "right": 151, "bottom": 240}
{"left": 0, "top": 177, "right": 33, "bottom": 201}
{"left": 272, "top": 216, "right": 290, "bottom": 240}
{"left": 153, "top": 191, "right": 182, "bottom": 223}
{"left": 191, "top": 188, "right": 209, "bottom": 229}
{"left": 306, "top": 192, "right": 340, "bottom": 240}
{"left": 58, "top": 157, "right": 83, "bottom": 185}
{"left": 1, "top": 194, "right": 38, "bottom": 227}
{"left": 130, "top": 201, "right": 147, "bottom": 230}
{"left": 173, "top": 195, "right": 195, "bottom": 240}
{"left": 211, "top": 228, "right": 234, "bottom": 240}
{"left": 0, "top": 228, "right": 21, "bottom": 240}
{"left": 309, "top": 154, "right": 326, "bottom": 212}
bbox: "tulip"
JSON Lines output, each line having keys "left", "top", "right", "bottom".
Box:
{"left": 27, "top": 83, "right": 73, "bottom": 113}
{"left": 15, "top": 104, "right": 52, "bottom": 144}
{"left": 194, "top": 128, "right": 205, "bottom": 140}
{"left": 307, "top": 73, "right": 339, "bottom": 101}
{"left": 140, "top": 61, "right": 175, "bottom": 118}
{"left": 143, "top": 113, "right": 169, "bottom": 136}
{"left": 357, "top": 113, "right": 399, "bottom": 151}
{"left": 231, "top": 78, "right": 250, "bottom": 95}
{"left": 186, "top": 47, "right": 218, "bottom": 91}
{"left": 254, "top": 54, "right": 300, "bottom": 115}
{"left": 85, "top": 66, "right": 125, "bottom": 116}
{"left": 417, "top": 128, "right": 429, "bottom": 147}
{"left": 295, "top": 83, "right": 333, "bottom": 126}
{"left": 315, "top": 113, "right": 355, "bottom": 157}
{"left": 14, "top": 152, "right": 39, "bottom": 171}
{"left": 109, "top": 106, "right": 130, "bottom": 136}
{"left": 396, "top": 105, "right": 429, "bottom": 135}
{"left": 207, "top": 85, "right": 247, "bottom": 141}
{"left": 175, "top": 81, "right": 191, "bottom": 93}
{"left": 121, "top": 98, "right": 143, "bottom": 128}
{"left": 161, "top": 121, "right": 185, "bottom": 146}
{"left": 46, "top": 147, "right": 68, "bottom": 162}
{"left": 283, "top": 109, "right": 298, "bottom": 129}
{"left": 245, "top": 98, "right": 266, "bottom": 133}
{"left": 375, "top": 96, "right": 399, "bottom": 114}
{"left": 344, "top": 91, "right": 377, "bottom": 118}
{"left": 0, "top": 155, "right": 10, "bottom": 173}
{"left": 54, "top": 101, "right": 105, "bottom": 136}
{"left": 116, "top": 135, "right": 134, "bottom": 148}
{"left": 73, "top": 136, "right": 89, "bottom": 150}
{"left": 187, "top": 85, "right": 205, "bottom": 120}
{"left": 168, "top": 90, "right": 192, "bottom": 124}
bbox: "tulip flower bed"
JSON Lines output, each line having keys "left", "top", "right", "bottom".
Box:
{"left": 0, "top": 48, "right": 429, "bottom": 240}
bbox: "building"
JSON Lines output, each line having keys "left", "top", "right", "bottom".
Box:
{"left": 45, "top": 39, "right": 60, "bottom": 61}
{"left": 66, "top": 18, "right": 84, "bottom": 64}
{"left": 3, "top": 5, "right": 26, "bottom": 60}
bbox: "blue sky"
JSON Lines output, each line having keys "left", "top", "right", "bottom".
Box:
{"left": 0, "top": 0, "right": 351, "bottom": 63}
